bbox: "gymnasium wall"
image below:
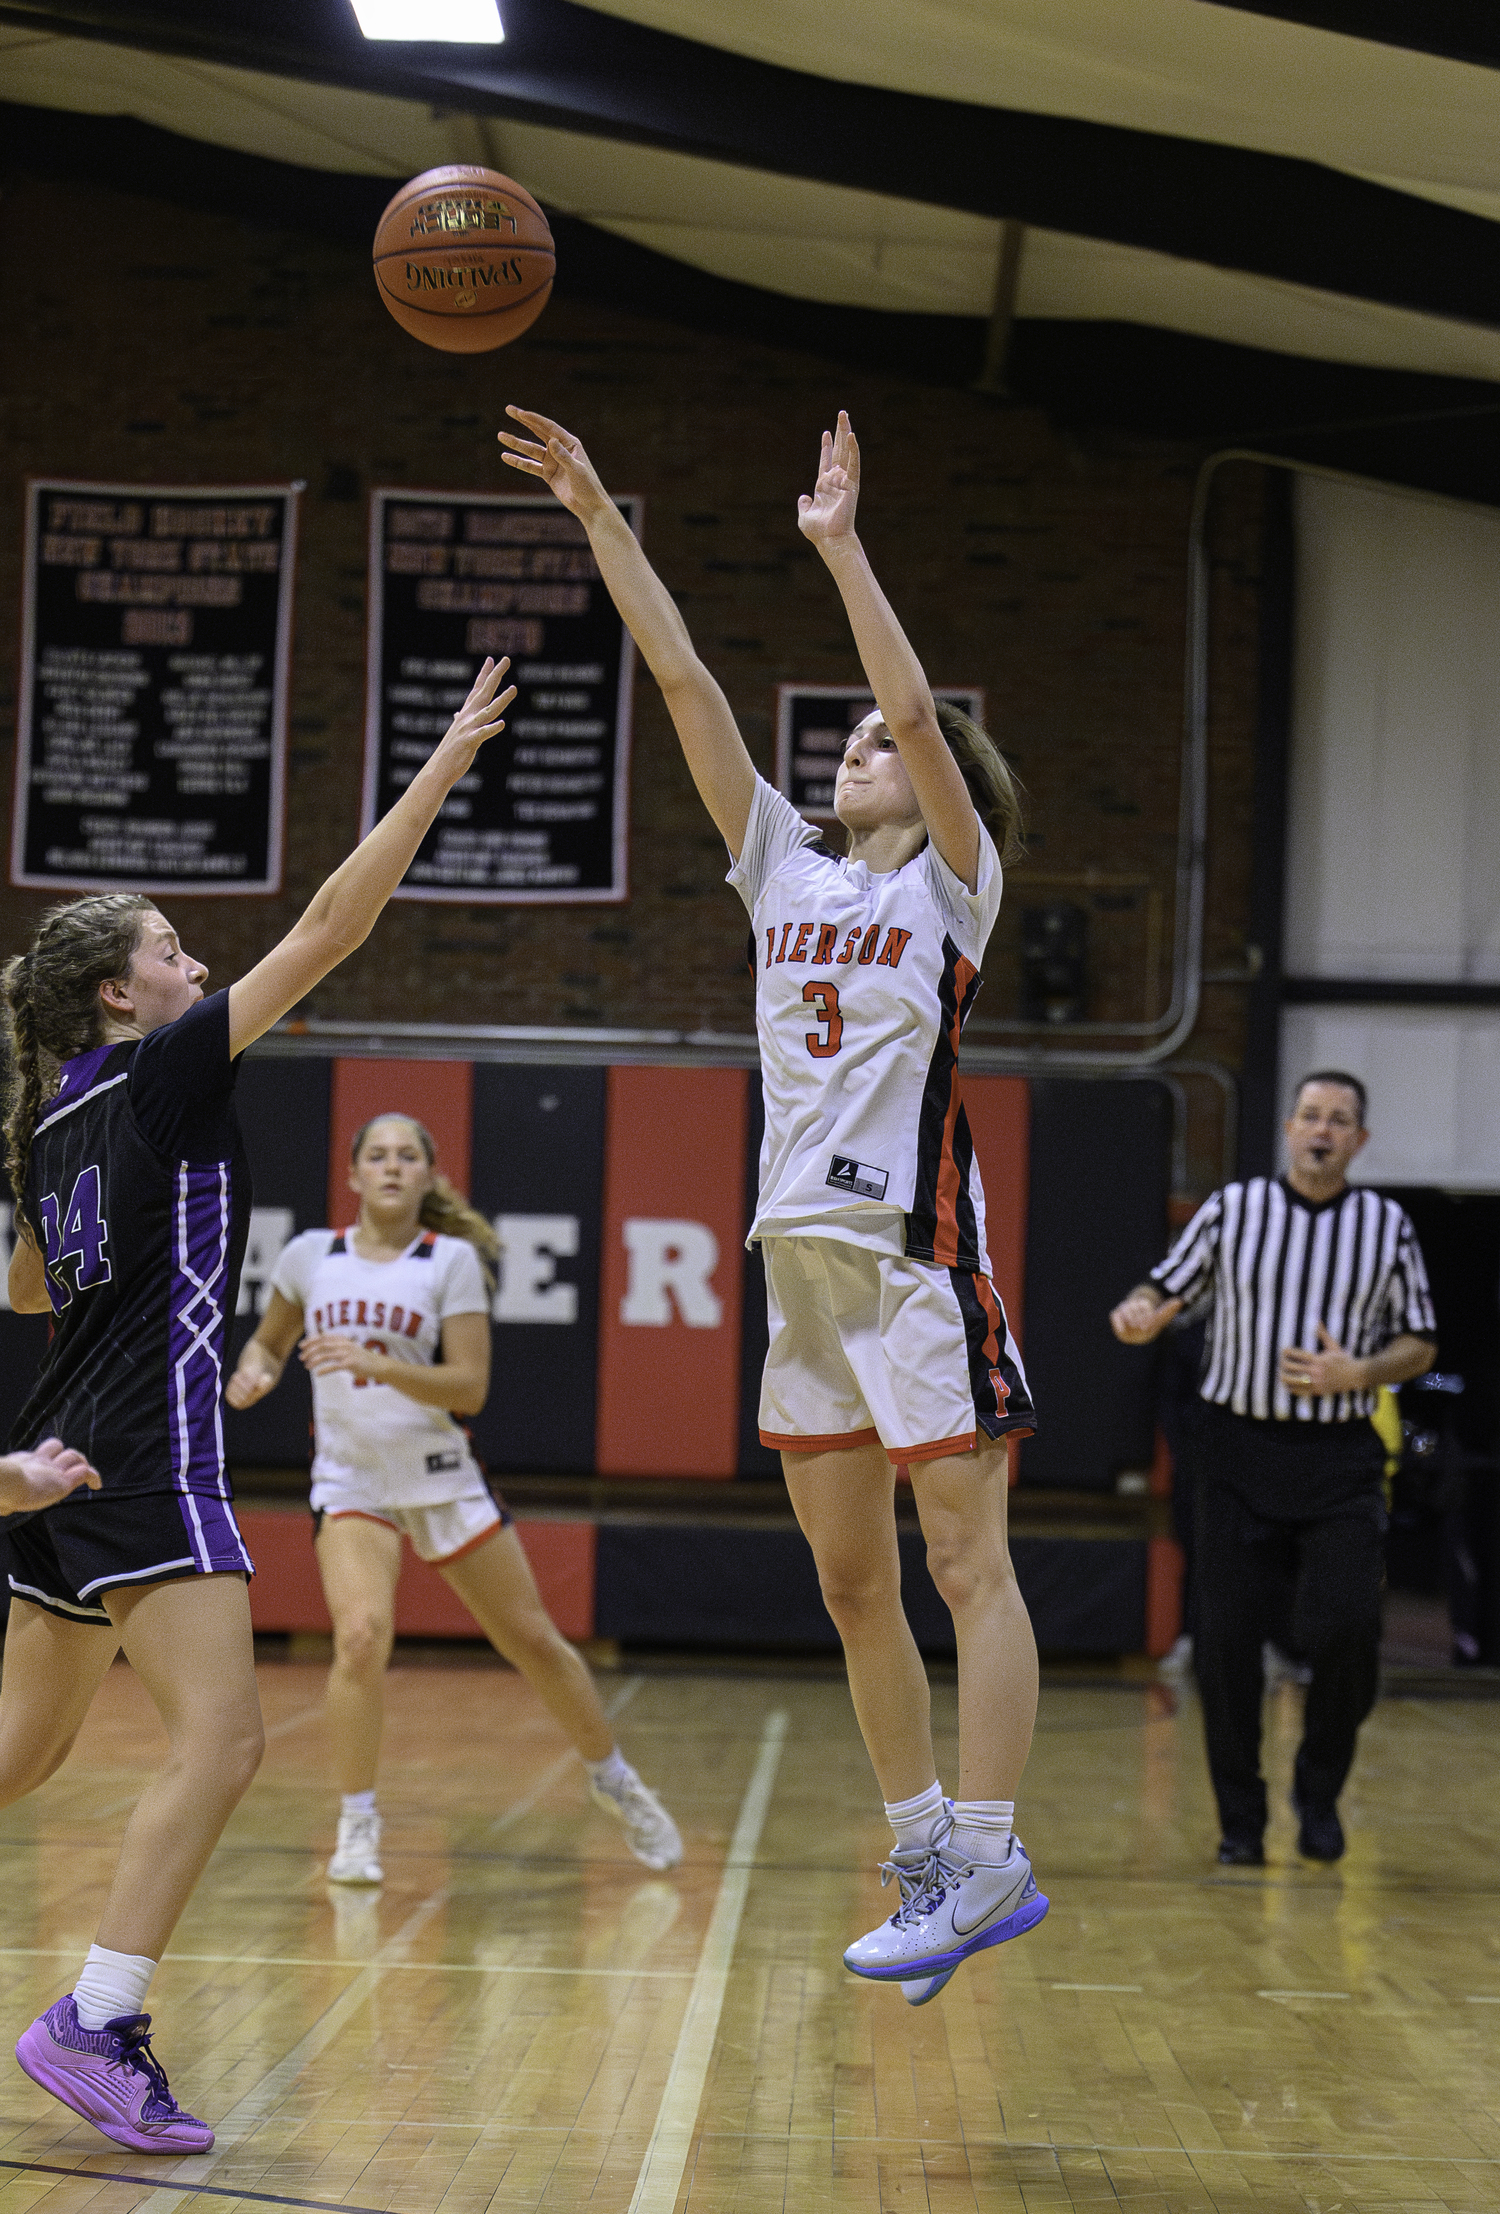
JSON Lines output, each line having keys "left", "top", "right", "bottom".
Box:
{"left": 1282, "top": 473, "right": 1500, "bottom": 1187}
{"left": 0, "top": 150, "right": 1267, "bottom": 1199}
{"left": 0, "top": 1053, "right": 1169, "bottom": 1490}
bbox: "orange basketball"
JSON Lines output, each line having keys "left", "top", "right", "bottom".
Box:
{"left": 373, "top": 165, "right": 555, "bottom": 353}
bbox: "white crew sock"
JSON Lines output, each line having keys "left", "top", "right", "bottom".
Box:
{"left": 73, "top": 1944, "right": 157, "bottom": 2030}
{"left": 586, "top": 1747, "right": 631, "bottom": 1794}
{"left": 949, "top": 1799, "right": 1015, "bottom": 1865}
{"left": 341, "top": 1790, "right": 377, "bottom": 1819}
{"left": 884, "top": 1780, "right": 946, "bottom": 1853}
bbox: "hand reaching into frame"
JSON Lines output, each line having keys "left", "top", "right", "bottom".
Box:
{"left": 797, "top": 410, "right": 860, "bottom": 549}
{"left": 0, "top": 1438, "right": 101, "bottom": 1516}
{"left": 498, "top": 408, "right": 613, "bottom": 525}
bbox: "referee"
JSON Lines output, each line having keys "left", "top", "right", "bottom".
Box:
{"left": 1110, "top": 1071, "right": 1436, "bottom": 1865}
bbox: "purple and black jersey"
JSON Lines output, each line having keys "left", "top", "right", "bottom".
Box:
{"left": 10, "top": 992, "right": 253, "bottom": 1541}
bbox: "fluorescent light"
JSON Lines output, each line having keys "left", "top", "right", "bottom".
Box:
{"left": 351, "top": 0, "right": 503, "bottom": 39}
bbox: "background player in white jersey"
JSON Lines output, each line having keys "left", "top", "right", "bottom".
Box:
{"left": 227, "top": 1114, "right": 680, "bottom": 1879}
{"left": 2, "top": 659, "right": 513, "bottom": 2152}
{"left": 500, "top": 404, "right": 1045, "bottom": 2003}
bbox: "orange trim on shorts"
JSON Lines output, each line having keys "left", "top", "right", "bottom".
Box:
{"left": 425, "top": 1514, "right": 503, "bottom": 1567}
{"left": 892, "top": 1430, "right": 978, "bottom": 1465}
{"left": 319, "top": 1509, "right": 400, "bottom": 1532}
{"left": 759, "top": 1425, "right": 881, "bottom": 1454}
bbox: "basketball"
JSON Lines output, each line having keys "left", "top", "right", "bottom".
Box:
{"left": 372, "top": 165, "right": 554, "bottom": 353}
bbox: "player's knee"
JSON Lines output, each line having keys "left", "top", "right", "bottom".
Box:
{"left": 0, "top": 1732, "right": 77, "bottom": 1804}
{"left": 333, "top": 1611, "right": 394, "bottom": 1676}
{"left": 226, "top": 1712, "right": 266, "bottom": 1792}
{"left": 815, "top": 1556, "right": 902, "bottom": 1629}
{"left": 925, "top": 1534, "right": 1012, "bottom": 1616}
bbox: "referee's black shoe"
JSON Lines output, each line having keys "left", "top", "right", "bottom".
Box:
{"left": 1216, "top": 1835, "right": 1264, "bottom": 1867}
{"left": 1291, "top": 1794, "right": 1345, "bottom": 1862}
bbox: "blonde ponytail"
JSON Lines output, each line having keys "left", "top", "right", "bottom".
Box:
{"left": 420, "top": 1175, "right": 500, "bottom": 1291}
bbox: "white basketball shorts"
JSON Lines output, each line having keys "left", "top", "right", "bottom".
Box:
{"left": 757, "top": 1234, "right": 1035, "bottom": 1465}
{"left": 315, "top": 1490, "right": 508, "bottom": 1565}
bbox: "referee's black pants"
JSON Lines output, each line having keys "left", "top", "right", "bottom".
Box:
{"left": 1191, "top": 1407, "right": 1386, "bottom": 1842}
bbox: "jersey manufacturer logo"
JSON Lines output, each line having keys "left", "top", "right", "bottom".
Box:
{"left": 827, "top": 1155, "right": 889, "bottom": 1202}
{"left": 425, "top": 1450, "right": 463, "bottom": 1474}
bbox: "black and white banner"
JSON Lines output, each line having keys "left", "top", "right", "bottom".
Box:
{"left": 775, "top": 684, "right": 986, "bottom": 819}
{"left": 11, "top": 479, "right": 299, "bottom": 894}
{"left": 363, "top": 489, "right": 639, "bottom": 903}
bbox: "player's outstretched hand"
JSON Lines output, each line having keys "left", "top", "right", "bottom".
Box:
{"left": 0, "top": 1438, "right": 101, "bottom": 1515}
{"left": 437, "top": 656, "right": 516, "bottom": 776}
{"left": 300, "top": 1333, "right": 388, "bottom": 1385}
{"left": 498, "top": 409, "right": 613, "bottom": 524}
{"left": 226, "top": 1340, "right": 283, "bottom": 1411}
{"left": 797, "top": 410, "right": 860, "bottom": 548}
{"left": 1109, "top": 1291, "right": 1183, "bottom": 1345}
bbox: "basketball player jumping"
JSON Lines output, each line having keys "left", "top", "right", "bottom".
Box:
{"left": 500, "top": 405, "right": 1046, "bottom": 2003}
{"left": 1, "top": 657, "right": 514, "bottom": 2151}
{"left": 227, "top": 1113, "right": 681, "bottom": 1879}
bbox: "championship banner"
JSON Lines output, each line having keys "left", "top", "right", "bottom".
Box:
{"left": 363, "top": 488, "right": 639, "bottom": 902}
{"left": 775, "top": 684, "right": 985, "bottom": 819}
{"left": 11, "top": 478, "right": 299, "bottom": 894}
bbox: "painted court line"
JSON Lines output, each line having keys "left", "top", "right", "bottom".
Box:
{"left": 0, "top": 2158, "right": 386, "bottom": 2214}
{"left": 1257, "top": 1989, "right": 1350, "bottom": 2000}
{"left": 1051, "top": 1982, "right": 1143, "bottom": 1993}
{"left": 628, "top": 1709, "right": 788, "bottom": 2214}
{"left": 125, "top": 1884, "right": 452, "bottom": 2214}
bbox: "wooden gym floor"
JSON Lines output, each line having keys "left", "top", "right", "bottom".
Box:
{"left": 0, "top": 1645, "right": 1496, "bottom": 2214}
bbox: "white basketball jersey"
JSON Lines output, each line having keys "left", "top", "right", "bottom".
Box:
{"left": 728, "top": 777, "right": 1004, "bottom": 1271}
{"left": 272, "top": 1228, "right": 491, "bottom": 1509}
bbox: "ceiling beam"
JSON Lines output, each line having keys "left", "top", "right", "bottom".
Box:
{"left": 3, "top": 0, "right": 1500, "bottom": 335}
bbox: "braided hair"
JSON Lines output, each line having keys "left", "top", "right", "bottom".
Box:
{"left": 2, "top": 895, "right": 155, "bottom": 1234}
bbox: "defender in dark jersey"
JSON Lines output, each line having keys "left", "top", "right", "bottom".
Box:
{"left": 1, "top": 655, "right": 514, "bottom": 2155}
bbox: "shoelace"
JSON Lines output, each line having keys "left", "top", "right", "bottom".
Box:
{"left": 105, "top": 2015, "right": 178, "bottom": 2111}
{"left": 879, "top": 1845, "right": 948, "bottom": 1928}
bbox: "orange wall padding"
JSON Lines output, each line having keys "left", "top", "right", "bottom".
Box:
{"left": 595, "top": 1065, "right": 748, "bottom": 1478}
{"left": 960, "top": 1075, "right": 1030, "bottom": 1339}
{"left": 240, "top": 1509, "right": 596, "bottom": 1642}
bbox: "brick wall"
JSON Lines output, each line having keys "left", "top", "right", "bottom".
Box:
{"left": 0, "top": 168, "right": 1265, "bottom": 1191}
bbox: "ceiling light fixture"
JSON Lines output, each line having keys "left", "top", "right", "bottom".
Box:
{"left": 351, "top": 0, "right": 503, "bottom": 40}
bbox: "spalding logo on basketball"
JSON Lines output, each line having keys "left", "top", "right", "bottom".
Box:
{"left": 373, "top": 165, "right": 555, "bottom": 353}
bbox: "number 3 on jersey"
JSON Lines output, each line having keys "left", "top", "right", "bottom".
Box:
{"left": 39, "top": 1165, "right": 111, "bottom": 1310}
{"left": 803, "top": 981, "right": 843, "bottom": 1058}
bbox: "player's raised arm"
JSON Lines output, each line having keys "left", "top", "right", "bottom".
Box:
{"left": 225, "top": 660, "right": 516, "bottom": 1059}
{"left": 499, "top": 407, "right": 756, "bottom": 857}
{"left": 799, "top": 412, "right": 981, "bottom": 892}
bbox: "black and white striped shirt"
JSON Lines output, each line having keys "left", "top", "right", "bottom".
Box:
{"left": 1150, "top": 1179, "right": 1436, "bottom": 1424}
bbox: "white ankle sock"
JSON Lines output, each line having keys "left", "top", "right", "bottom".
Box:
{"left": 586, "top": 1747, "right": 631, "bottom": 1793}
{"left": 341, "top": 1790, "right": 377, "bottom": 1819}
{"left": 884, "top": 1780, "right": 946, "bottom": 1852}
{"left": 949, "top": 1799, "right": 1015, "bottom": 1864}
{"left": 73, "top": 1944, "right": 157, "bottom": 2030}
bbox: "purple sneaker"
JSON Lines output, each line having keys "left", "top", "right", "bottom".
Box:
{"left": 15, "top": 1997, "right": 214, "bottom": 2152}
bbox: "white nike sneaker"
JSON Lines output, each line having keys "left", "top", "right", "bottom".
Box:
{"left": 327, "top": 1808, "right": 383, "bottom": 1885}
{"left": 589, "top": 1767, "right": 683, "bottom": 1871}
{"left": 844, "top": 1834, "right": 1048, "bottom": 1985}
